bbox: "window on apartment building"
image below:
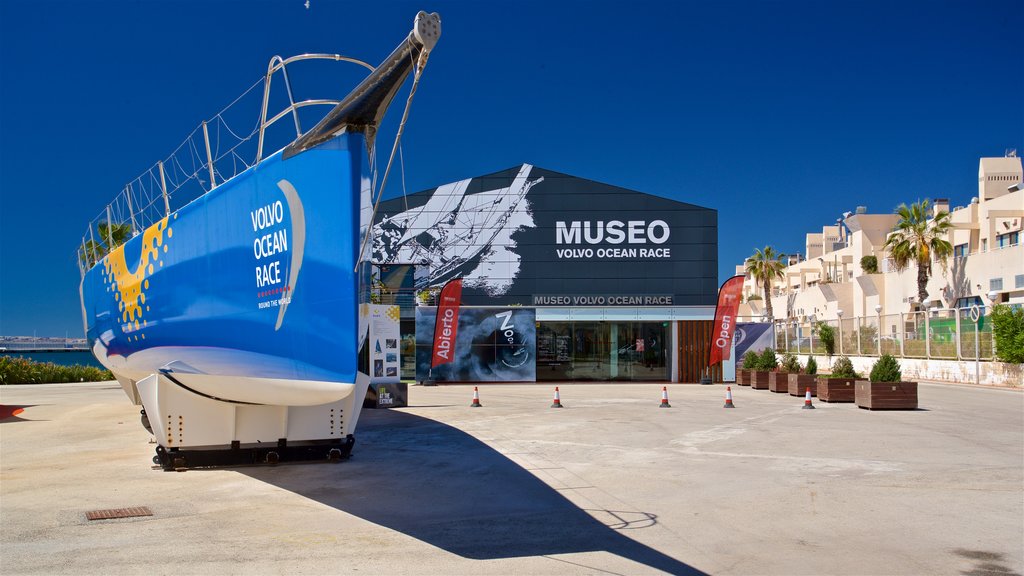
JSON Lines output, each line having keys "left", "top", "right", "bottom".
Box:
{"left": 1016, "top": 274, "right": 1024, "bottom": 289}
{"left": 955, "top": 296, "right": 983, "bottom": 309}
{"left": 990, "top": 278, "right": 1003, "bottom": 291}
{"left": 996, "top": 232, "right": 1019, "bottom": 248}
{"left": 954, "top": 243, "right": 969, "bottom": 258}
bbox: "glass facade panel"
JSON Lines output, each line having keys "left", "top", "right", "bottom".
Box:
{"left": 536, "top": 321, "right": 669, "bottom": 381}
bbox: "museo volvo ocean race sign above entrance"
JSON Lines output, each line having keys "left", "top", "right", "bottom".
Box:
{"left": 372, "top": 164, "right": 718, "bottom": 307}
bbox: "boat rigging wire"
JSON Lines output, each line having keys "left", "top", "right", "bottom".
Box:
{"left": 355, "top": 48, "right": 429, "bottom": 269}
{"left": 399, "top": 141, "right": 409, "bottom": 212}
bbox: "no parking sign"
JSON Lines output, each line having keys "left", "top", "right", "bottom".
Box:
{"left": 969, "top": 304, "right": 984, "bottom": 330}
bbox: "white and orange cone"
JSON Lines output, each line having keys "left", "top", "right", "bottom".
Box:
{"left": 551, "top": 386, "right": 563, "bottom": 408}
{"left": 724, "top": 386, "right": 735, "bottom": 408}
{"left": 470, "top": 386, "right": 482, "bottom": 408}
{"left": 659, "top": 386, "right": 671, "bottom": 408}
{"left": 802, "top": 387, "right": 815, "bottom": 409}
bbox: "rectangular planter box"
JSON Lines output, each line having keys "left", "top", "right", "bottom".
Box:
{"left": 817, "top": 377, "right": 856, "bottom": 402}
{"left": 750, "top": 371, "right": 770, "bottom": 389}
{"left": 855, "top": 380, "right": 918, "bottom": 410}
{"left": 788, "top": 373, "right": 817, "bottom": 396}
{"left": 768, "top": 371, "right": 791, "bottom": 393}
{"left": 737, "top": 369, "right": 751, "bottom": 386}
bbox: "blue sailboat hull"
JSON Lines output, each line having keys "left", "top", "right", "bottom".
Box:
{"left": 81, "top": 133, "right": 367, "bottom": 401}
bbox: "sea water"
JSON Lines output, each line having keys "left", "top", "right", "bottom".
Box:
{"left": 0, "top": 351, "right": 105, "bottom": 369}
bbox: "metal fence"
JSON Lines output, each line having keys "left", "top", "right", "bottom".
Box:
{"left": 774, "top": 307, "right": 996, "bottom": 361}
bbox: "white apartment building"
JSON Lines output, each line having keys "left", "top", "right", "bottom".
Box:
{"left": 737, "top": 154, "right": 1024, "bottom": 324}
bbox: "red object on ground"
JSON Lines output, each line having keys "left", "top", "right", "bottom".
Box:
{"left": 803, "top": 387, "right": 816, "bottom": 410}
{"left": 0, "top": 405, "right": 27, "bottom": 420}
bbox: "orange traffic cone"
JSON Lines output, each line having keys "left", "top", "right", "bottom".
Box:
{"left": 802, "top": 387, "right": 815, "bottom": 409}
{"left": 659, "top": 386, "right": 671, "bottom": 408}
{"left": 470, "top": 386, "right": 482, "bottom": 407}
{"left": 724, "top": 386, "right": 736, "bottom": 408}
{"left": 551, "top": 386, "right": 563, "bottom": 408}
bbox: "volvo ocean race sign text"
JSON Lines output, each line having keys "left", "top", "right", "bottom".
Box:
{"left": 554, "top": 220, "right": 672, "bottom": 260}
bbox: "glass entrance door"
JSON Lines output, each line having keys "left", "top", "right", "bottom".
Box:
{"left": 537, "top": 321, "right": 669, "bottom": 381}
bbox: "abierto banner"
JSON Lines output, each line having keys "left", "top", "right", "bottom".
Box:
{"left": 709, "top": 275, "right": 745, "bottom": 366}
{"left": 431, "top": 279, "right": 463, "bottom": 368}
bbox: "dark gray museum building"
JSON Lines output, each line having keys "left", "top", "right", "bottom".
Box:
{"left": 370, "top": 163, "right": 729, "bottom": 383}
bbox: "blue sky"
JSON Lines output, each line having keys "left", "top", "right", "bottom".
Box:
{"left": 1, "top": 0, "right": 1021, "bottom": 337}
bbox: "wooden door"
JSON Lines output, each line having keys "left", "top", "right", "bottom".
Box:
{"left": 676, "top": 320, "right": 723, "bottom": 383}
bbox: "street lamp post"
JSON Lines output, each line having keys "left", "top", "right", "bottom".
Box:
{"left": 875, "top": 304, "right": 883, "bottom": 356}
{"left": 987, "top": 290, "right": 999, "bottom": 358}
{"left": 836, "top": 309, "right": 844, "bottom": 356}
{"left": 809, "top": 314, "right": 816, "bottom": 353}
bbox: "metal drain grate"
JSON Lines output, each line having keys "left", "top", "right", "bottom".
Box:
{"left": 85, "top": 507, "right": 153, "bottom": 521}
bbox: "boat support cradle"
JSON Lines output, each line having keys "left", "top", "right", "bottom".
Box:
{"left": 153, "top": 435, "right": 355, "bottom": 472}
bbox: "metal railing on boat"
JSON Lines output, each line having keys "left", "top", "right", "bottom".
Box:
{"left": 78, "top": 53, "right": 375, "bottom": 277}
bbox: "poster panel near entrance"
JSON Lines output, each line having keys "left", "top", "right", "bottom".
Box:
{"left": 735, "top": 323, "right": 775, "bottom": 362}
{"left": 367, "top": 304, "right": 401, "bottom": 384}
{"left": 709, "top": 275, "right": 745, "bottom": 365}
{"left": 416, "top": 307, "right": 536, "bottom": 382}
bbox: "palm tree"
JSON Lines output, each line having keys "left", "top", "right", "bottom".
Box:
{"left": 883, "top": 199, "right": 953, "bottom": 306}
{"left": 745, "top": 246, "right": 787, "bottom": 321}
{"left": 97, "top": 221, "right": 134, "bottom": 251}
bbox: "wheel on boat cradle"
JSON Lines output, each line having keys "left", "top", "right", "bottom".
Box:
{"left": 140, "top": 409, "right": 153, "bottom": 434}
{"left": 328, "top": 448, "right": 343, "bottom": 462}
{"left": 266, "top": 451, "right": 280, "bottom": 465}
{"left": 173, "top": 456, "right": 187, "bottom": 472}
{"left": 153, "top": 444, "right": 169, "bottom": 467}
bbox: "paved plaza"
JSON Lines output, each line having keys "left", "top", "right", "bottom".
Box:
{"left": 1, "top": 381, "right": 1022, "bottom": 575}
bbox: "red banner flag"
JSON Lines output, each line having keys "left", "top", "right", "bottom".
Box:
{"left": 431, "top": 279, "right": 463, "bottom": 368}
{"left": 709, "top": 275, "right": 745, "bottom": 366}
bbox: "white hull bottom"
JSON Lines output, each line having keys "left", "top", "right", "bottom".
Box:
{"left": 137, "top": 372, "right": 369, "bottom": 451}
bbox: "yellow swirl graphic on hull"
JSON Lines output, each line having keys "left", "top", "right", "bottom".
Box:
{"left": 102, "top": 215, "right": 174, "bottom": 341}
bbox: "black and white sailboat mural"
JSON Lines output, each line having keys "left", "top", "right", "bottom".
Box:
{"left": 373, "top": 163, "right": 543, "bottom": 296}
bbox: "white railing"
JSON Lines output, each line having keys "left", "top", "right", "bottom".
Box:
{"left": 774, "top": 307, "right": 997, "bottom": 361}
{"left": 77, "top": 54, "right": 374, "bottom": 276}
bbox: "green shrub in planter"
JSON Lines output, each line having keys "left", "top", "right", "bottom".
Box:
{"left": 741, "top": 350, "right": 760, "bottom": 370}
{"left": 830, "top": 356, "right": 859, "bottom": 378}
{"left": 814, "top": 322, "right": 836, "bottom": 358}
{"left": 781, "top": 353, "right": 800, "bottom": 372}
{"left": 806, "top": 356, "right": 817, "bottom": 375}
{"left": 868, "top": 354, "right": 902, "bottom": 382}
{"left": 760, "top": 348, "right": 778, "bottom": 370}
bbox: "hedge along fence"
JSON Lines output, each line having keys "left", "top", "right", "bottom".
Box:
{"left": 0, "top": 356, "right": 114, "bottom": 384}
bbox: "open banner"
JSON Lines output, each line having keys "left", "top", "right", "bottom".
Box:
{"left": 431, "top": 279, "right": 463, "bottom": 368}
{"left": 709, "top": 275, "right": 745, "bottom": 366}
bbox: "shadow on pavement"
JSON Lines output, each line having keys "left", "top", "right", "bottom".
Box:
{"left": 240, "top": 409, "right": 704, "bottom": 574}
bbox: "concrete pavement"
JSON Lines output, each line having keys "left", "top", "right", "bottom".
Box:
{"left": 1, "top": 381, "right": 1022, "bottom": 575}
